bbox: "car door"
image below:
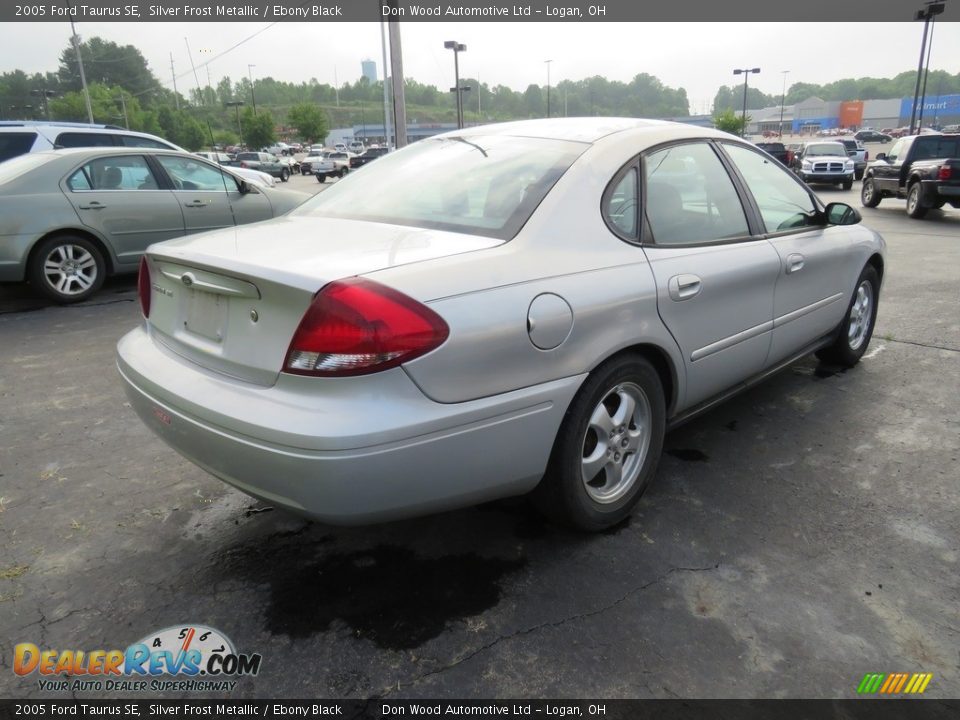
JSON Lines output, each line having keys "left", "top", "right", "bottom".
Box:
{"left": 639, "top": 141, "right": 781, "bottom": 409}
{"left": 720, "top": 143, "right": 850, "bottom": 366}
{"left": 62, "top": 154, "right": 185, "bottom": 267}
{"left": 872, "top": 137, "right": 909, "bottom": 193}
{"left": 152, "top": 154, "right": 272, "bottom": 233}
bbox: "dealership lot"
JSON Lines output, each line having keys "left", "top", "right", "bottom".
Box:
{"left": 0, "top": 185, "right": 958, "bottom": 698}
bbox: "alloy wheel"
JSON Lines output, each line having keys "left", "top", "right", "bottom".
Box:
{"left": 43, "top": 243, "right": 98, "bottom": 297}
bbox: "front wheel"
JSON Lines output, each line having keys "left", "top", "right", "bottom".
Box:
{"left": 816, "top": 265, "right": 880, "bottom": 368}
{"left": 842, "top": 178, "right": 853, "bottom": 190}
{"left": 316, "top": 173, "right": 326, "bottom": 183}
{"left": 906, "top": 182, "right": 927, "bottom": 218}
{"left": 533, "top": 355, "right": 666, "bottom": 531}
{"left": 861, "top": 178, "right": 881, "bottom": 207}
{"left": 28, "top": 235, "right": 106, "bottom": 304}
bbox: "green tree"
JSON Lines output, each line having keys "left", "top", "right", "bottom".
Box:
{"left": 713, "top": 108, "right": 749, "bottom": 136}
{"left": 58, "top": 37, "right": 158, "bottom": 100}
{"left": 241, "top": 108, "right": 275, "bottom": 150}
{"left": 286, "top": 103, "right": 329, "bottom": 143}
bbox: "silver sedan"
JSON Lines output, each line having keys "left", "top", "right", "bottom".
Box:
{"left": 117, "top": 119, "right": 885, "bottom": 531}
{"left": 0, "top": 148, "right": 307, "bottom": 303}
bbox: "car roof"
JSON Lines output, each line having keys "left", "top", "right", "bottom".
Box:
{"left": 437, "top": 117, "right": 739, "bottom": 147}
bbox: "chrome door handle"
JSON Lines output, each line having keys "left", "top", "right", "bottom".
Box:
{"left": 668, "top": 274, "right": 702, "bottom": 301}
{"left": 78, "top": 202, "right": 105, "bottom": 210}
{"left": 184, "top": 200, "right": 208, "bottom": 208}
{"left": 786, "top": 254, "right": 805, "bottom": 274}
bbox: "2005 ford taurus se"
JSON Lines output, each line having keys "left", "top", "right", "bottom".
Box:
{"left": 117, "top": 119, "right": 885, "bottom": 531}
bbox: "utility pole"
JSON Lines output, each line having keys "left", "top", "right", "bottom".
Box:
{"left": 334, "top": 65, "right": 339, "bottom": 107}
{"left": 170, "top": 53, "right": 180, "bottom": 110}
{"left": 379, "top": 20, "right": 392, "bottom": 147}
{"left": 117, "top": 91, "right": 129, "bottom": 128}
{"left": 206, "top": 65, "right": 212, "bottom": 105}
{"left": 389, "top": 16, "right": 407, "bottom": 147}
{"left": 247, "top": 64, "right": 257, "bottom": 115}
{"left": 917, "top": 16, "right": 938, "bottom": 131}
{"left": 909, "top": 1, "right": 945, "bottom": 135}
{"left": 545, "top": 59, "right": 552, "bottom": 118}
{"left": 66, "top": 2, "right": 94, "bottom": 124}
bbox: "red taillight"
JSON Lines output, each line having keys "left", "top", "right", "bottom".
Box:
{"left": 240, "top": 161, "right": 249, "bottom": 168}
{"left": 938, "top": 165, "right": 952, "bottom": 180}
{"left": 864, "top": 150, "right": 869, "bottom": 162}
{"left": 137, "top": 257, "right": 151, "bottom": 318}
{"left": 283, "top": 278, "right": 449, "bottom": 377}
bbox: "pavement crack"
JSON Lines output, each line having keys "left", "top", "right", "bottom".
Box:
{"left": 387, "top": 562, "right": 719, "bottom": 694}
{"left": 883, "top": 337, "right": 960, "bottom": 354}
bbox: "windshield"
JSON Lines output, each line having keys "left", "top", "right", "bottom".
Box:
{"left": 806, "top": 143, "right": 847, "bottom": 157}
{"left": 293, "top": 134, "right": 586, "bottom": 240}
{"left": 0, "top": 151, "right": 56, "bottom": 184}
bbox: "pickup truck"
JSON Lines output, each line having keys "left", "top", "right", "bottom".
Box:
{"left": 754, "top": 141, "right": 790, "bottom": 166}
{"left": 349, "top": 146, "right": 390, "bottom": 169}
{"left": 232, "top": 151, "right": 291, "bottom": 182}
{"left": 834, "top": 138, "right": 868, "bottom": 179}
{"left": 860, "top": 133, "right": 960, "bottom": 218}
{"left": 789, "top": 141, "right": 856, "bottom": 189}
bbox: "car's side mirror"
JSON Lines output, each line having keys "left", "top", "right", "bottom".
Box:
{"left": 824, "top": 202, "right": 861, "bottom": 226}
{"left": 238, "top": 180, "right": 251, "bottom": 194}
{"left": 876, "top": 153, "right": 886, "bottom": 161}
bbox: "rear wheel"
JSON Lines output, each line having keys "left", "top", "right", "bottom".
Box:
{"left": 816, "top": 265, "right": 880, "bottom": 368}
{"left": 280, "top": 168, "right": 290, "bottom": 182}
{"left": 842, "top": 178, "right": 853, "bottom": 190}
{"left": 28, "top": 235, "right": 106, "bottom": 304}
{"left": 316, "top": 173, "right": 326, "bottom": 183}
{"left": 533, "top": 355, "right": 665, "bottom": 532}
{"left": 861, "top": 178, "right": 881, "bottom": 207}
{"left": 906, "top": 181, "right": 927, "bottom": 218}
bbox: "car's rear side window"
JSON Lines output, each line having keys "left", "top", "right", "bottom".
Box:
{"left": 0, "top": 132, "right": 38, "bottom": 162}
{"left": 55, "top": 132, "right": 118, "bottom": 148}
{"left": 67, "top": 155, "right": 159, "bottom": 191}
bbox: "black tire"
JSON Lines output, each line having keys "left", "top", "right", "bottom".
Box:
{"left": 816, "top": 264, "right": 880, "bottom": 368}
{"left": 842, "top": 178, "right": 854, "bottom": 191}
{"left": 339, "top": 169, "right": 347, "bottom": 178}
{"left": 906, "top": 181, "right": 927, "bottom": 219}
{"left": 316, "top": 173, "right": 326, "bottom": 183}
{"left": 854, "top": 169, "right": 864, "bottom": 181}
{"left": 861, "top": 178, "right": 881, "bottom": 207}
{"left": 28, "top": 235, "right": 106, "bottom": 304}
{"left": 532, "top": 355, "right": 666, "bottom": 532}
{"left": 279, "top": 168, "right": 290, "bottom": 182}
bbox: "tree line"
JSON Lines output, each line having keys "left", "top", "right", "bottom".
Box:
{"left": 3, "top": 35, "right": 957, "bottom": 151}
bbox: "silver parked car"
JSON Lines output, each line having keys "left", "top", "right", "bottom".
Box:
{"left": 118, "top": 119, "right": 885, "bottom": 531}
{"left": 0, "top": 148, "right": 307, "bottom": 302}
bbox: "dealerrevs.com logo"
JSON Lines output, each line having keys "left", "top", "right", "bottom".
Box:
{"left": 14, "top": 624, "right": 262, "bottom": 693}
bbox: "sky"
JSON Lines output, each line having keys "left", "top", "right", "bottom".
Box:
{"left": 3, "top": 21, "right": 960, "bottom": 113}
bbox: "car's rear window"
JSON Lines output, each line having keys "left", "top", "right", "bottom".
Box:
{"left": 913, "top": 136, "right": 960, "bottom": 160}
{"left": 294, "top": 135, "right": 586, "bottom": 240}
{"left": 236, "top": 152, "right": 259, "bottom": 160}
{"left": 0, "top": 132, "right": 38, "bottom": 162}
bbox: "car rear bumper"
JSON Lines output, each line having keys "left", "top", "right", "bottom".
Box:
{"left": 117, "top": 326, "right": 583, "bottom": 524}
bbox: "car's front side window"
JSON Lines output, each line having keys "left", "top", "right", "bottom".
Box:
{"left": 643, "top": 142, "right": 749, "bottom": 246}
{"left": 155, "top": 156, "right": 238, "bottom": 191}
{"left": 722, "top": 143, "right": 818, "bottom": 233}
{"left": 887, "top": 139, "right": 905, "bottom": 162}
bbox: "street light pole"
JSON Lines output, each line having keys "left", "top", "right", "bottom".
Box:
{"left": 66, "top": 1, "right": 94, "bottom": 124}
{"left": 444, "top": 41, "right": 467, "bottom": 129}
{"left": 247, "top": 64, "right": 257, "bottom": 115}
{"left": 917, "top": 15, "right": 938, "bottom": 131}
{"left": 733, "top": 67, "right": 760, "bottom": 138}
{"left": 909, "top": 1, "right": 945, "bottom": 135}
{"left": 778, "top": 70, "right": 790, "bottom": 138}
{"left": 545, "top": 59, "right": 553, "bottom": 118}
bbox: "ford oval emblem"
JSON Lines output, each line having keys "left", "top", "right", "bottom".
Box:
{"left": 181, "top": 274, "right": 194, "bottom": 287}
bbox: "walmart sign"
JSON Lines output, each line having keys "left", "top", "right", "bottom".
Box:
{"left": 900, "top": 94, "right": 960, "bottom": 119}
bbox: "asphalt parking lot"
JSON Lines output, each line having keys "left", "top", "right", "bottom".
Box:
{"left": 1, "top": 179, "right": 958, "bottom": 700}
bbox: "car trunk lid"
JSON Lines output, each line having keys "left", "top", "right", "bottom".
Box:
{"left": 143, "top": 215, "right": 503, "bottom": 386}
